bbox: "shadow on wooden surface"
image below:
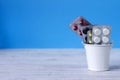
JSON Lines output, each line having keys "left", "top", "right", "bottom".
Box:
{"left": 110, "top": 65, "right": 120, "bottom": 71}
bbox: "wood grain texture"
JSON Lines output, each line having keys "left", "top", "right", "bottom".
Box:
{"left": 0, "top": 49, "right": 119, "bottom": 80}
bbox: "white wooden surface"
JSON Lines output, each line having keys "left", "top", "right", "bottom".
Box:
{"left": 0, "top": 49, "right": 119, "bottom": 80}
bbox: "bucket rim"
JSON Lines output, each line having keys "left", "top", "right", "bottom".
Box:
{"left": 82, "top": 42, "right": 113, "bottom": 47}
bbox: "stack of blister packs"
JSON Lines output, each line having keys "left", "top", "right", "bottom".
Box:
{"left": 69, "top": 16, "right": 111, "bottom": 44}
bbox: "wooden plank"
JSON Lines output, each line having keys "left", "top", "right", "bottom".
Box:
{"left": 0, "top": 49, "right": 119, "bottom": 80}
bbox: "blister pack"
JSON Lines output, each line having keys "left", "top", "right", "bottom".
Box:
{"left": 69, "top": 16, "right": 111, "bottom": 45}
{"left": 92, "top": 26, "right": 111, "bottom": 44}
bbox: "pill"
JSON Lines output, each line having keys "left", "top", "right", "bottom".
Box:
{"left": 93, "top": 28, "right": 102, "bottom": 35}
{"left": 93, "top": 36, "right": 101, "bottom": 43}
{"left": 102, "top": 36, "right": 109, "bottom": 43}
{"left": 103, "top": 28, "right": 110, "bottom": 35}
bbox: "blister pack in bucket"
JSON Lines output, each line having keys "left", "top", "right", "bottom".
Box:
{"left": 69, "top": 16, "right": 112, "bottom": 71}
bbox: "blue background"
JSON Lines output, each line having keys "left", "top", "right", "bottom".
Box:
{"left": 0, "top": 0, "right": 119, "bottom": 48}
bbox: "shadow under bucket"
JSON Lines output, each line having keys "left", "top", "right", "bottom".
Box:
{"left": 84, "top": 43, "right": 112, "bottom": 71}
